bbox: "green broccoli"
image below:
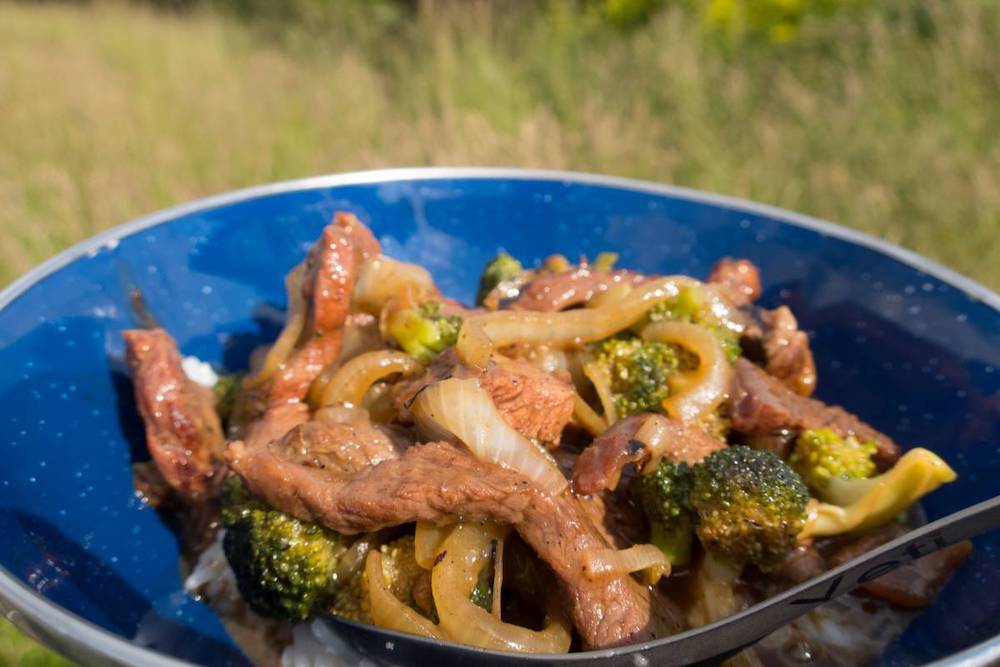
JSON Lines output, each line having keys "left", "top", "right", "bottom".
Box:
{"left": 213, "top": 372, "right": 242, "bottom": 426}
{"left": 789, "top": 427, "right": 877, "bottom": 499}
{"left": 221, "top": 476, "right": 346, "bottom": 621}
{"left": 648, "top": 286, "right": 741, "bottom": 362}
{"left": 592, "top": 335, "right": 681, "bottom": 418}
{"left": 691, "top": 446, "right": 809, "bottom": 567}
{"left": 386, "top": 301, "right": 462, "bottom": 363}
{"left": 476, "top": 252, "right": 524, "bottom": 305}
{"left": 634, "top": 459, "right": 695, "bottom": 567}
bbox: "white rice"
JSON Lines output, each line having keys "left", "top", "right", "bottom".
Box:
{"left": 182, "top": 355, "right": 219, "bottom": 388}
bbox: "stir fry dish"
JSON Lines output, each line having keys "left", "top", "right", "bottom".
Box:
{"left": 122, "top": 213, "right": 971, "bottom": 662}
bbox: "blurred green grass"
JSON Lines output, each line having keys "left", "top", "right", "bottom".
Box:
{"left": 1, "top": 0, "right": 998, "bottom": 291}
{"left": 0, "top": 0, "right": 997, "bottom": 663}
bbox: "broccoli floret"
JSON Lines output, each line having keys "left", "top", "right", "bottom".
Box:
{"left": 221, "top": 476, "right": 345, "bottom": 620}
{"left": 691, "top": 446, "right": 809, "bottom": 567}
{"left": 634, "top": 459, "right": 695, "bottom": 567}
{"left": 789, "top": 428, "right": 876, "bottom": 498}
{"left": 213, "top": 373, "right": 242, "bottom": 425}
{"left": 648, "top": 286, "right": 741, "bottom": 362}
{"left": 386, "top": 301, "right": 462, "bottom": 363}
{"left": 476, "top": 252, "right": 524, "bottom": 305}
{"left": 593, "top": 335, "right": 680, "bottom": 418}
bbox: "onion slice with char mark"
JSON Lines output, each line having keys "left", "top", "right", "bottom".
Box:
{"left": 414, "top": 521, "right": 454, "bottom": 570}
{"left": 583, "top": 544, "right": 671, "bottom": 584}
{"left": 320, "top": 350, "right": 423, "bottom": 409}
{"left": 582, "top": 360, "right": 618, "bottom": 426}
{"left": 245, "top": 263, "right": 307, "bottom": 389}
{"left": 365, "top": 550, "right": 444, "bottom": 640}
{"left": 411, "top": 377, "right": 568, "bottom": 495}
{"left": 432, "top": 523, "right": 571, "bottom": 653}
{"left": 457, "top": 276, "right": 704, "bottom": 371}
{"left": 640, "top": 321, "right": 732, "bottom": 424}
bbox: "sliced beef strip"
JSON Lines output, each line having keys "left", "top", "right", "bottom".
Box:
{"left": 759, "top": 306, "right": 817, "bottom": 397}
{"left": 828, "top": 524, "right": 972, "bottom": 608}
{"left": 739, "top": 305, "right": 817, "bottom": 397}
{"left": 479, "top": 357, "right": 575, "bottom": 445}
{"left": 707, "top": 258, "right": 761, "bottom": 307}
{"left": 393, "top": 349, "right": 575, "bottom": 446}
{"left": 272, "top": 419, "right": 407, "bottom": 474}
{"left": 264, "top": 215, "right": 376, "bottom": 408}
{"left": 123, "top": 328, "right": 226, "bottom": 502}
{"left": 729, "top": 358, "right": 901, "bottom": 468}
{"left": 572, "top": 413, "right": 724, "bottom": 495}
{"left": 511, "top": 268, "right": 648, "bottom": 312}
{"left": 226, "top": 439, "right": 684, "bottom": 648}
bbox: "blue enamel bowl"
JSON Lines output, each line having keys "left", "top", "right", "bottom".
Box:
{"left": 0, "top": 169, "right": 997, "bottom": 666}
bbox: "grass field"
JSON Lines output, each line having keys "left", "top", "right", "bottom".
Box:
{"left": 1, "top": 0, "right": 998, "bottom": 291}
{"left": 0, "top": 1, "right": 997, "bottom": 663}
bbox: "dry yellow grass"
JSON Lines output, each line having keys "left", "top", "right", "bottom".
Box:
{"left": 0, "top": 0, "right": 997, "bottom": 289}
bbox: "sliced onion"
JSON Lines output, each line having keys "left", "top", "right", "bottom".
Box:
{"left": 414, "top": 521, "right": 454, "bottom": 569}
{"left": 641, "top": 321, "right": 732, "bottom": 423}
{"left": 432, "top": 523, "right": 571, "bottom": 653}
{"left": 320, "top": 350, "right": 423, "bottom": 408}
{"left": 582, "top": 361, "right": 618, "bottom": 426}
{"left": 365, "top": 550, "right": 443, "bottom": 640}
{"left": 410, "top": 377, "right": 568, "bottom": 495}
{"left": 688, "top": 551, "right": 742, "bottom": 627}
{"left": 803, "top": 448, "right": 957, "bottom": 538}
{"left": 490, "top": 536, "right": 504, "bottom": 618}
{"left": 636, "top": 415, "right": 672, "bottom": 474}
{"left": 572, "top": 393, "right": 608, "bottom": 437}
{"left": 582, "top": 544, "right": 671, "bottom": 584}
{"left": 586, "top": 282, "right": 634, "bottom": 309}
{"left": 245, "top": 263, "right": 307, "bottom": 388}
{"left": 457, "top": 276, "right": 702, "bottom": 371}
{"left": 307, "top": 313, "right": 384, "bottom": 405}
{"left": 354, "top": 256, "right": 436, "bottom": 314}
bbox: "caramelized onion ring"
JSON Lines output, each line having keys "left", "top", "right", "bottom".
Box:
{"left": 320, "top": 350, "right": 423, "bottom": 409}
{"left": 245, "top": 263, "right": 307, "bottom": 388}
{"left": 432, "top": 523, "right": 571, "bottom": 653}
{"left": 641, "top": 321, "right": 732, "bottom": 423}
{"left": 582, "top": 544, "right": 671, "bottom": 584}
{"left": 365, "top": 550, "right": 443, "bottom": 640}
{"left": 457, "top": 276, "right": 703, "bottom": 371}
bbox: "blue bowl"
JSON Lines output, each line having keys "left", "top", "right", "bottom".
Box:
{"left": 0, "top": 169, "right": 997, "bottom": 666}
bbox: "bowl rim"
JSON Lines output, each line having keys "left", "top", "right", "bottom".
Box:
{"left": 0, "top": 166, "right": 996, "bottom": 667}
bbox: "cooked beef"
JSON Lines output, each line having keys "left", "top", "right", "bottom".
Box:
{"left": 226, "top": 439, "right": 684, "bottom": 648}
{"left": 239, "top": 402, "right": 310, "bottom": 451}
{"left": 480, "top": 357, "right": 575, "bottom": 444}
{"left": 707, "top": 258, "right": 761, "bottom": 307}
{"left": 511, "top": 268, "right": 648, "bottom": 312}
{"left": 770, "top": 544, "right": 826, "bottom": 584}
{"left": 262, "top": 332, "right": 344, "bottom": 408}
{"left": 829, "top": 524, "right": 972, "bottom": 608}
{"left": 729, "top": 358, "right": 901, "bottom": 467}
{"left": 573, "top": 413, "right": 724, "bottom": 495}
{"left": 123, "top": 328, "right": 226, "bottom": 502}
{"left": 262, "top": 216, "right": 377, "bottom": 407}
{"left": 302, "top": 213, "right": 380, "bottom": 336}
{"left": 574, "top": 490, "right": 647, "bottom": 549}
{"left": 394, "top": 350, "right": 575, "bottom": 445}
{"left": 272, "top": 419, "right": 406, "bottom": 473}
{"left": 132, "top": 461, "right": 179, "bottom": 509}
{"left": 759, "top": 306, "right": 817, "bottom": 397}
